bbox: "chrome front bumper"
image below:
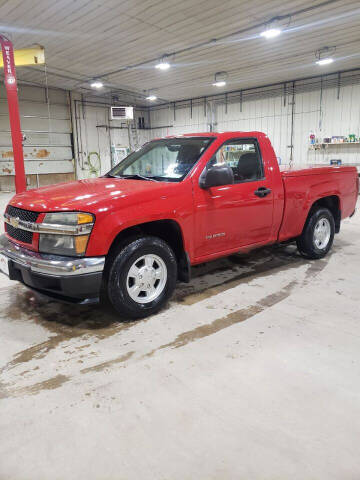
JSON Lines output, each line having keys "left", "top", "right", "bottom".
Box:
{"left": 0, "top": 234, "right": 105, "bottom": 277}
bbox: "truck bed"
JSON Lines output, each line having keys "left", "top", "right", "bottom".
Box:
{"left": 278, "top": 164, "right": 358, "bottom": 242}
{"left": 280, "top": 164, "right": 357, "bottom": 177}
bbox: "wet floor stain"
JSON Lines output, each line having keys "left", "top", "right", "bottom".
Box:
{"left": 175, "top": 248, "right": 303, "bottom": 305}
{"left": 302, "top": 258, "right": 328, "bottom": 281}
{"left": 5, "top": 334, "right": 73, "bottom": 369}
{"left": 145, "top": 258, "right": 329, "bottom": 355}
{"left": 80, "top": 351, "right": 134, "bottom": 374}
{"left": 6, "top": 287, "right": 120, "bottom": 331}
{"left": 1, "top": 287, "right": 137, "bottom": 372}
{"left": 0, "top": 243, "right": 331, "bottom": 397}
{"left": 2, "top": 246, "right": 305, "bottom": 359}
{"left": 147, "top": 281, "right": 298, "bottom": 353}
{"left": 0, "top": 374, "right": 69, "bottom": 399}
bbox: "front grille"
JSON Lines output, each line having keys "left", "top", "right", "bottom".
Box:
{"left": 5, "top": 205, "right": 40, "bottom": 245}
{"left": 6, "top": 224, "right": 34, "bottom": 244}
{"left": 6, "top": 205, "right": 39, "bottom": 223}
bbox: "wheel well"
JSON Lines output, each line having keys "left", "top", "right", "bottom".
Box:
{"left": 310, "top": 195, "right": 341, "bottom": 233}
{"left": 107, "top": 220, "right": 191, "bottom": 282}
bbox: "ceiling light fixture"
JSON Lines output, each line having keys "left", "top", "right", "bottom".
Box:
{"left": 213, "top": 80, "right": 226, "bottom": 87}
{"left": 315, "top": 46, "right": 336, "bottom": 66}
{"left": 260, "top": 17, "right": 284, "bottom": 39}
{"left": 90, "top": 80, "right": 103, "bottom": 89}
{"left": 316, "top": 57, "right": 334, "bottom": 66}
{"left": 155, "top": 55, "right": 171, "bottom": 70}
{"left": 146, "top": 94, "right": 157, "bottom": 101}
{"left": 260, "top": 27, "right": 282, "bottom": 39}
{"left": 212, "top": 71, "right": 228, "bottom": 88}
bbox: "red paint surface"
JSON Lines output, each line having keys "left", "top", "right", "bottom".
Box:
{"left": 7, "top": 132, "right": 359, "bottom": 263}
{"left": 0, "top": 36, "right": 26, "bottom": 193}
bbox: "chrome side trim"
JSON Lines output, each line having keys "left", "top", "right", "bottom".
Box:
{"left": 0, "top": 234, "right": 105, "bottom": 276}
{"left": 4, "top": 213, "right": 94, "bottom": 235}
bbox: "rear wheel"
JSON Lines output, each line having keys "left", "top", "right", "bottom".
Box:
{"left": 106, "top": 236, "right": 177, "bottom": 319}
{"left": 296, "top": 207, "right": 335, "bottom": 259}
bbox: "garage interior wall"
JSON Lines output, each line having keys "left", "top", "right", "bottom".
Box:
{"left": 0, "top": 84, "right": 74, "bottom": 191}
{"left": 1, "top": 70, "right": 359, "bottom": 191}
{"left": 149, "top": 70, "right": 360, "bottom": 167}
{"left": 70, "top": 93, "right": 150, "bottom": 180}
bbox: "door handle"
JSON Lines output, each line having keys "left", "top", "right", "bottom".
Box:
{"left": 254, "top": 187, "right": 272, "bottom": 198}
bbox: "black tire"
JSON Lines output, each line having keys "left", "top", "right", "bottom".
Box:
{"left": 296, "top": 207, "right": 335, "bottom": 259}
{"left": 106, "top": 236, "right": 177, "bottom": 319}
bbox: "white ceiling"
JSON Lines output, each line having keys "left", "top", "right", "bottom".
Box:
{"left": 0, "top": 0, "right": 360, "bottom": 103}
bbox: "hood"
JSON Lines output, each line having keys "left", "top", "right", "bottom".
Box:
{"left": 9, "top": 177, "right": 175, "bottom": 214}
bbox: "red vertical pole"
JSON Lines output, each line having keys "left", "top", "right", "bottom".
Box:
{"left": 0, "top": 36, "right": 26, "bottom": 193}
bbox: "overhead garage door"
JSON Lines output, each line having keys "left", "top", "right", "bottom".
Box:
{"left": 0, "top": 84, "right": 74, "bottom": 190}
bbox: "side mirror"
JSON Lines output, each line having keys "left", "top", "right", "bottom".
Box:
{"left": 199, "top": 164, "right": 234, "bottom": 189}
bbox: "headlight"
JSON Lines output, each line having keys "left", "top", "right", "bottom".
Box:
{"left": 39, "top": 212, "right": 94, "bottom": 257}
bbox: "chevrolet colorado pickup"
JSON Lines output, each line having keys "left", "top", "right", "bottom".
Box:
{"left": 0, "top": 132, "right": 358, "bottom": 319}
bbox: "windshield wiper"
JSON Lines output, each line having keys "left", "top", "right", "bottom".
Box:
{"left": 121, "top": 174, "right": 159, "bottom": 182}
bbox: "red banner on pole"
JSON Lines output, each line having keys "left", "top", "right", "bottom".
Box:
{"left": 0, "top": 36, "right": 27, "bottom": 193}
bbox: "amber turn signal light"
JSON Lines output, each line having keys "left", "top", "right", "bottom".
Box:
{"left": 75, "top": 235, "right": 90, "bottom": 254}
{"left": 77, "top": 213, "right": 94, "bottom": 224}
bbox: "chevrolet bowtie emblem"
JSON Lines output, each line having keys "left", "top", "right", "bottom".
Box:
{"left": 9, "top": 216, "right": 19, "bottom": 228}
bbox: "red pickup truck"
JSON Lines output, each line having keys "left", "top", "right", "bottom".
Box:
{"left": 0, "top": 132, "right": 358, "bottom": 318}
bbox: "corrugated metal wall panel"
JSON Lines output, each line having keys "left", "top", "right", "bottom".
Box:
{"left": 0, "top": 100, "right": 69, "bottom": 119}
{"left": 70, "top": 94, "right": 150, "bottom": 179}
{"left": 149, "top": 80, "right": 360, "bottom": 168}
{"left": 0, "top": 84, "right": 73, "bottom": 185}
{"left": 0, "top": 160, "right": 74, "bottom": 175}
{"left": 0, "top": 132, "right": 71, "bottom": 147}
{"left": 0, "top": 116, "right": 71, "bottom": 133}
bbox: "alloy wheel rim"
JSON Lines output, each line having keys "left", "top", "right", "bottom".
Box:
{"left": 126, "top": 254, "right": 167, "bottom": 304}
{"left": 313, "top": 217, "right": 331, "bottom": 249}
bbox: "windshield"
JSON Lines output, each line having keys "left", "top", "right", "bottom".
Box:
{"left": 106, "top": 137, "right": 214, "bottom": 182}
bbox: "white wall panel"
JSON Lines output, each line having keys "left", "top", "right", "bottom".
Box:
{"left": 150, "top": 103, "right": 209, "bottom": 140}
{"left": 71, "top": 94, "right": 150, "bottom": 179}
{"left": 149, "top": 81, "right": 360, "bottom": 169}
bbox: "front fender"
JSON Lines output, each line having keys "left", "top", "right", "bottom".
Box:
{"left": 85, "top": 187, "right": 194, "bottom": 257}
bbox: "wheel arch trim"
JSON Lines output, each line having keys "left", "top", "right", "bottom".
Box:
{"left": 106, "top": 218, "right": 191, "bottom": 283}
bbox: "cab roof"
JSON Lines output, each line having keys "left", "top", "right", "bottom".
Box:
{"left": 161, "top": 131, "right": 269, "bottom": 141}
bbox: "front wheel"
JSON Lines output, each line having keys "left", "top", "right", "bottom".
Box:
{"left": 106, "top": 236, "right": 177, "bottom": 319}
{"left": 296, "top": 207, "right": 335, "bottom": 259}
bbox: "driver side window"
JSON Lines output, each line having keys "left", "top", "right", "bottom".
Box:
{"left": 209, "top": 139, "right": 264, "bottom": 183}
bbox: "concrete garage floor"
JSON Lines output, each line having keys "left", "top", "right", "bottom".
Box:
{"left": 0, "top": 191, "right": 359, "bottom": 480}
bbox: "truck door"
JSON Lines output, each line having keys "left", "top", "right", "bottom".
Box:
{"left": 193, "top": 138, "right": 274, "bottom": 258}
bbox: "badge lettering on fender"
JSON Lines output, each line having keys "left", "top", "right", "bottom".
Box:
{"left": 206, "top": 232, "right": 225, "bottom": 240}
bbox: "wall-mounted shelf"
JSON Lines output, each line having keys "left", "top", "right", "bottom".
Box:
{"left": 309, "top": 142, "right": 360, "bottom": 149}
